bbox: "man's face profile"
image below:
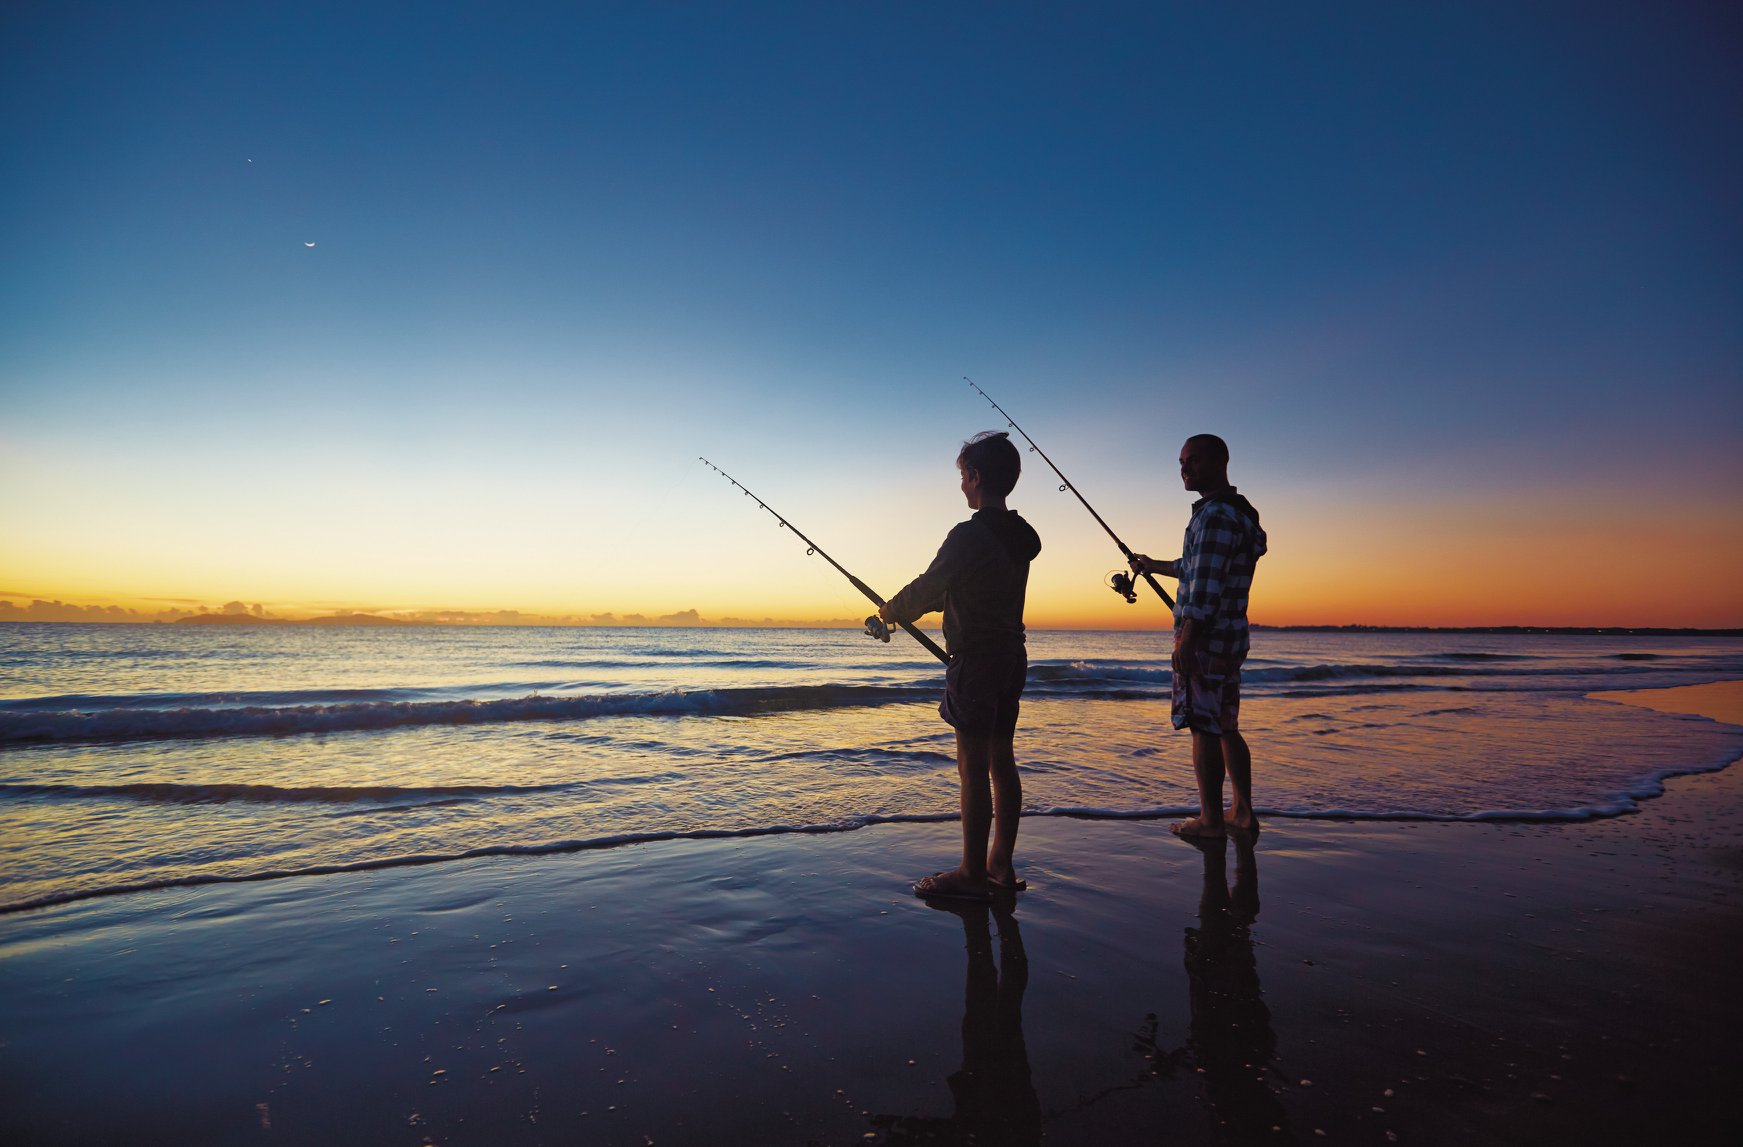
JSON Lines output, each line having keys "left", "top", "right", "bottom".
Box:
{"left": 1178, "top": 439, "right": 1221, "bottom": 492}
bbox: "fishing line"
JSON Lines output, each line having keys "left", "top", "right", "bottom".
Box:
{"left": 964, "top": 377, "right": 1176, "bottom": 610}
{"left": 698, "top": 458, "right": 950, "bottom": 664}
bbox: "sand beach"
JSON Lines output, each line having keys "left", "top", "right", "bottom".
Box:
{"left": 2, "top": 681, "right": 1738, "bottom": 1145}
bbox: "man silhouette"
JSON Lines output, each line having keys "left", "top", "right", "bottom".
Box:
{"left": 1130, "top": 434, "right": 1267, "bottom": 839}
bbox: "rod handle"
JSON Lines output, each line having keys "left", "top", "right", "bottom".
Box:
{"left": 1140, "top": 570, "right": 1175, "bottom": 611}
{"left": 896, "top": 619, "right": 950, "bottom": 664}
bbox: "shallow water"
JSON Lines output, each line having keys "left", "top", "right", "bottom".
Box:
{"left": 2, "top": 623, "right": 1740, "bottom": 911}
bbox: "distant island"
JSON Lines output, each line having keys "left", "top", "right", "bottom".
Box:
{"left": 173, "top": 613, "right": 411, "bottom": 627}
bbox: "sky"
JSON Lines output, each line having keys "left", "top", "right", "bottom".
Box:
{"left": 3, "top": 1, "right": 1740, "bottom": 629}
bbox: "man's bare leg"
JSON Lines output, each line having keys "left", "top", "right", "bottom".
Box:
{"left": 1220, "top": 729, "right": 1258, "bottom": 835}
{"left": 1174, "top": 730, "right": 1228, "bottom": 838}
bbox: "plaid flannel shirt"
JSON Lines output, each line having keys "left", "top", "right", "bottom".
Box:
{"left": 1174, "top": 487, "right": 1267, "bottom": 665}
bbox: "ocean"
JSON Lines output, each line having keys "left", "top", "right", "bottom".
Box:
{"left": 2, "top": 623, "right": 1740, "bottom": 914}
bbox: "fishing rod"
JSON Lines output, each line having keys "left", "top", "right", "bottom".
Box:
{"left": 964, "top": 377, "right": 1175, "bottom": 610}
{"left": 698, "top": 458, "right": 950, "bottom": 665}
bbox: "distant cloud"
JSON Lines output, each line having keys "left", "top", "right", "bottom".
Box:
{"left": 717, "top": 616, "right": 860, "bottom": 628}
{"left": 0, "top": 599, "right": 142, "bottom": 622}
{"left": 0, "top": 593, "right": 869, "bottom": 629}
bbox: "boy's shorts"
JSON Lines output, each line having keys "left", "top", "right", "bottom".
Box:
{"left": 940, "top": 647, "right": 1027, "bottom": 738}
{"left": 1171, "top": 660, "right": 1242, "bottom": 735}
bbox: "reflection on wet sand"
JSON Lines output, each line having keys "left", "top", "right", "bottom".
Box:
{"left": 869, "top": 899, "right": 1041, "bottom": 1145}
{"left": 868, "top": 839, "right": 1288, "bottom": 1143}
{"left": 1180, "top": 835, "right": 1293, "bottom": 1143}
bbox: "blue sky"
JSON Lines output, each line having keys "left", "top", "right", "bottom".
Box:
{"left": 3, "top": 2, "right": 1739, "bottom": 625}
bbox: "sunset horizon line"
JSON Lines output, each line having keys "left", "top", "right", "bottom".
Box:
{"left": 3, "top": 593, "right": 1738, "bottom": 635}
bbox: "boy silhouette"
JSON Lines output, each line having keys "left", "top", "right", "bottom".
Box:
{"left": 881, "top": 431, "right": 1041, "bottom": 900}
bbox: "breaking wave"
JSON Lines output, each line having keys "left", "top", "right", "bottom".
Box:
{"left": 4, "top": 653, "right": 1726, "bottom": 746}
{"left": 0, "top": 684, "right": 935, "bottom": 746}
{"left": 0, "top": 780, "right": 574, "bottom": 805}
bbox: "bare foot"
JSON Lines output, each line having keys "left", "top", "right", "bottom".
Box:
{"left": 1171, "top": 815, "right": 1226, "bottom": 840}
{"left": 913, "top": 869, "right": 991, "bottom": 902}
{"left": 1223, "top": 807, "right": 1261, "bottom": 837}
{"left": 987, "top": 865, "right": 1027, "bottom": 892}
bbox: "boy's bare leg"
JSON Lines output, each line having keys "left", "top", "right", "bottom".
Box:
{"left": 918, "top": 732, "right": 994, "bottom": 897}
{"left": 984, "top": 734, "right": 1022, "bottom": 887}
{"left": 1173, "top": 730, "right": 1228, "bottom": 838}
{"left": 957, "top": 732, "right": 993, "bottom": 882}
{"left": 1220, "top": 729, "right": 1258, "bottom": 835}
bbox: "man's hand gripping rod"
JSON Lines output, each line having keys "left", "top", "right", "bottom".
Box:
{"left": 963, "top": 378, "right": 1175, "bottom": 610}
{"left": 698, "top": 458, "right": 950, "bottom": 665}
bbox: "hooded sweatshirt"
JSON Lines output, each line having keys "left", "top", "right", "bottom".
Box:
{"left": 884, "top": 508, "right": 1043, "bottom": 656}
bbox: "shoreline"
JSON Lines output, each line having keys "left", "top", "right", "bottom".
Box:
{"left": 7, "top": 681, "right": 1739, "bottom": 920}
{"left": 2, "top": 682, "right": 1739, "bottom": 1143}
{"left": 1593, "top": 678, "right": 1743, "bottom": 726}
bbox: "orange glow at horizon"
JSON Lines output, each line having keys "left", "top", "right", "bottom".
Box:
{"left": 5, "top": 472, "right": 1740, "bottom": 630}
{"left": 9, "top": 542, "right": 1742, "bottom": 630}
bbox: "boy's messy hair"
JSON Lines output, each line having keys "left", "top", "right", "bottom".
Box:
{"left": 957, "top": 430, "right": 1022, "bottom": 498}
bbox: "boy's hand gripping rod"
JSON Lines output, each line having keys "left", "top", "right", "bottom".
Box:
{"left": 964, "top": 377, "right": 1175, "bottom": 610}
{"left": 699, "top": 458, "right": 950, "bottom": 665}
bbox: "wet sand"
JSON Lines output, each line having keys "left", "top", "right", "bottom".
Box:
{"left": 2, "top": 683, "right": 1739, "bottom": 1145}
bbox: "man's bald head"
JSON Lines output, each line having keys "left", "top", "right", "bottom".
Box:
{"left": 1179, "top": 434, "right": 1231, "bottom": 492}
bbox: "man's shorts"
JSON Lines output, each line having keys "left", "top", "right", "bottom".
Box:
{"left": 940, "top": 646, "right": 1028, "bottom": 738}
{"left": 1171, "top": 657, "right": 1242, "bottom": 735}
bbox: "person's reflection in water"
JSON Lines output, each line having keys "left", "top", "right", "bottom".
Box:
{"left": 869, "top": 899, "right": 1042, "bottom": 1145}
{"left": 1182, "top": 834, "right": 1294, "bottom": 1143}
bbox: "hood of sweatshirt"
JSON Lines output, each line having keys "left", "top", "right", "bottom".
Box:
{"left": 1206, "top": 490, "right": 1268, "bottom": 560}
{"left": 975, "top": 508, "right": 1043, "bottom": 564}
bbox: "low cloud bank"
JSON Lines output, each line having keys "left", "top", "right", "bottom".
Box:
{"left": 0, "top": 595, "right": 860, "bottom": 628}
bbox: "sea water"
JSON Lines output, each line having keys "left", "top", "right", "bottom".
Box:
{"left": 2, "top": 623, "right": 1741, "bottom": 912}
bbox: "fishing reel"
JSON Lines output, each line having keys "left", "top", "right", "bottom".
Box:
{"left": 864, "top": 614, "right": 893, "bottom": 642}
{"left": 1106, "top": 569, "right": 1139, "bottom": 604}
